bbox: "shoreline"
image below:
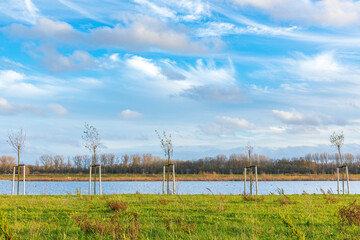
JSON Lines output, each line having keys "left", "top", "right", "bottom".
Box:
{"left": 1, "top": 173, "right": 359, "bottom": 181}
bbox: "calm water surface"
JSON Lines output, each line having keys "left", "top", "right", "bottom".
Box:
{"left": 0, "top": 180, "right": 359, "bottom": 195}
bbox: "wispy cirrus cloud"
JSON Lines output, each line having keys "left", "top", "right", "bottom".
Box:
{"left": 0, "top": 0, "right": 39, "bottom": 24}
{"left": 232, "top": 0, "right": 360, "bottom": 27}
{"left": 272, "top": 109, "right": 347, "bottom": 136}
{"left": 123, "top": 55, "right": 238, "bottom": 97}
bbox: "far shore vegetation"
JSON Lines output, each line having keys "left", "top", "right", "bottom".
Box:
{"left": 1, "top": 151, "right": 360, "bottom": 178}
{"left": 1, "top": 173, "right": 360, "bottom": 181}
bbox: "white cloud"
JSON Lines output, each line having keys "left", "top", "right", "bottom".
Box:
{"left": 5, "top": 18, "right": 80, "bottom": 42}
{"left": 0, "top": 97, "right": 43, "bottom": 115}
{"left": 37, "top": 46, "right": 94, "bottom": 73}
{"left": 119, "top": 109, "right": 143, "bottom": 119}
{"left": 201, "top": 116, "right": 254, "bottom": 135}
{"left": 3, "top": 16, "right": 212, "bottom": 56}
{"left": 109, "top": 53, "right": 119, "bottom": 62}
{"left": 232, "top": 0, "right": 360, "bottom": 27}
{"left": 47, "top": 103, "right": 68, "bottom": 116}
{"left": 124, "top": 55, "right": 237, "bottom": 96}
{"left": 87, "top": 16, "right": 209, "bottom": 53}
{"left": 125, "top": 56, "right": 163, "bottom": 78}
{"left": 251, "top": 51, "right": 360, "bottom": 84}
{"left": 0, "top": 70, "right": 51, "bottom": 97}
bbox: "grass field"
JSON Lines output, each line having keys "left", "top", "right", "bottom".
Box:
{"left": 0, "top": 193, "right": 360, "bottom": 239}
{"left": 1, "top": 173, "right": 360, "bottom": 181}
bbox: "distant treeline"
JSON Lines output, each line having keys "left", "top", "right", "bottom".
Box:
{"left": 1, "top": 152, "right": 360, "bottom": 175}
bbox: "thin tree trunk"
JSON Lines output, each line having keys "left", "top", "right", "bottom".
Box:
{"left": 249, "top": 150, "right": 252, "bottom": 195}
{"left": 167, "top": 149, "right": 170, "bottom": 194}
{"left": 94, "top": 148, "right": 96, "bottom": 195}
{"left": 339, "top": 146, "right": 344, "bottom": 194}
{"left": 17, "top": 147, "right": 20, "bottom": 195}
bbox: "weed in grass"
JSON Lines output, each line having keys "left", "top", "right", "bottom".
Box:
{"left": 278, "top": 210, "right": 305, "bottom": 240}
{"left": 158, "top": 197, "right": 169, "bottom": 205}
{"left": 107, "top": 200, "right": 128, "bottom": 213}
{"left": 0, "top": 212, "right": 13, "bottom": 240}
{"left": 74, "top": 214, "right": 107, "bottom": 235}
{"left": 278, "top": 195, "right": 297, "bottom": 206}
{"left": 243, "top": 195, "right": 264, "bottom": 202}
{"left": 74, "top": 211, "right": 141, "bottom": 239}
{"left": 320, "top": 188, "right": 339, "bottom": 204}
{"left": 339, "top": 201, "right": 360, "bottom": 226}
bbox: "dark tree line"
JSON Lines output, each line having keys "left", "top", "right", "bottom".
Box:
{"left": 1, "top": 152, "right": 360, "bottom": 175}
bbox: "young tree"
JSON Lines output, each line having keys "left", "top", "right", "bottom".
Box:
{"left": 246, "top": 143, "right": 254, "bottom": 194}
{"left": 7, "top": 128, "right": 26, "bottom": 195}
{"left": 330, "top": 131, "right": 345, "bottom": 193}
{"left": 156, "top": 130, "right": 173, "bottom": 194}
{"left": 82, "top": 123, "right": 101, "bottom": 194}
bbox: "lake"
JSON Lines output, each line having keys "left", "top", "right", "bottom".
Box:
{"left": 0, "top": 180, "right": 358, "bottom": 195}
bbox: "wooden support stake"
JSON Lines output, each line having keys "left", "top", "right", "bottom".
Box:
{"left": 172, "top": 164, "right": 175, "bottom": 194}
{"left": 346, "top": 166, "right": 350, "bottom": 194}
{"left": 23, "top": 165, "right": 25, "bottom": 195}
{"left": 244, "top": 168, "right": 247, "bottom": 195}
{"left": 163, "top": 165, "right": 165, "bottom": 194}
{"left": 255, "top": 166, "right": 258, "bottom": 196}
{"left": 99, "top": 165, "right": 102, "bottom": 195}
{"left": 12, "top": 166, "right": 15, "bottom": 196}
{"left": 337, "top": 167, "right": 340, "bottom": 195}
{"left": 89, "top": 166, "right": 92, "bottom": 195}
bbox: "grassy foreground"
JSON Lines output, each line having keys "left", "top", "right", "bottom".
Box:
{"left": 1, "top": 173, "right": 360, "bottom": 181}
{"left": 1, "top": 194, "right": 360, "bottom": 239}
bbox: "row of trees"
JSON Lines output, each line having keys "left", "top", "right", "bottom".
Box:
{"left": 3, "top": 127, "right": 355, "bottom": 175}
{"left": 1, "top": 152, "right": 360, "bottom": 175}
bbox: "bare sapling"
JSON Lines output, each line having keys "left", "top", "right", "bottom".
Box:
{"left": 156, "top": 130, "right": 173, "bottom": 194}
{"left": 246, "top": 143, "right": 253, "bottom": 195}
{"left": 7, "top": 128, "right": 26, "bottom": 195}
{"left": 82, "top": 123, "right": 101, "bottom": 194}
{"left": 330, "top": 131, "right": 346, "bottom": 194}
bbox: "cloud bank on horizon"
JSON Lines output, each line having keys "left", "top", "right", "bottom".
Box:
{"left": 1, "top": 0, "right": 360, "bottom": 162}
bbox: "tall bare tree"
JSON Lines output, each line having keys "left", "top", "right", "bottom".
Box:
{"left": 156, "top": 130, "right": 173, "bottom": 194}
{"left": 7, "top": 128, "right": 26, "bottom": 195}
{"left": 82, "top": 123, "right": 101, "bottom": 194}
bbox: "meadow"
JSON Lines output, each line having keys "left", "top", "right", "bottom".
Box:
{"left": 0, "top": 192, "right": 360, "bottom": 239}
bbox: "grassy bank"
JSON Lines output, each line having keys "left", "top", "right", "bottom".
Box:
{"left": 1, "top": 173, "right": 360, "bottom": 181}
{"left": 0, "top": 194, "right": 360, "bottom": 239}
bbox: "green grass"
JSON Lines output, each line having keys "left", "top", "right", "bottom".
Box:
{"left": 0, "top": 193, "right": 359, "bottom": 239}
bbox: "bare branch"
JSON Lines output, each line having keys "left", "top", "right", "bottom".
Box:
{"left": 155, "top": 130, "right": 173, "bottom": 159}
{"left": 330, "top": 131, "right": 344, "bottom": 148}
{"left": 82, "top": 123, "right": 101, "bottom": 153}
{"left": 7, "top": 128, "right": 26, "bottom": 152}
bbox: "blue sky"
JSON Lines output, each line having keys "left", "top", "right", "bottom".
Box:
{"left": 1, "top": 0, "right": 360, "bottom": 163}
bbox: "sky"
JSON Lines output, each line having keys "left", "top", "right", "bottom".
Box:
{"left": 1, "top": 0, "right": 360, "bottom": 163}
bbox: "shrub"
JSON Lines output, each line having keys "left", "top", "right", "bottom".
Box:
{"left": 339, "top": 201, "right": 360, "bottom": 226}
{"left": 107, "top": 200, "right": 128, "bottom": 212}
